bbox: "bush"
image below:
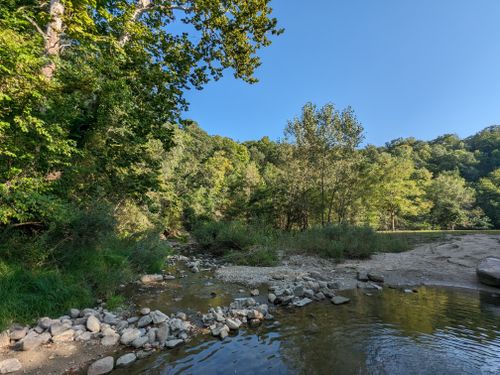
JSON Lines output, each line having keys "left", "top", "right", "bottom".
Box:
{"left": 284, "top": 224, "right": 410, "bottom": 259}
{"left": 0, "top": 209, "right": 171, "bottom": 330}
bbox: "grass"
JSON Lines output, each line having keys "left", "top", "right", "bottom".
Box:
{"left": 192, "top": 221, "right": 411, "bottom": 265}
{"left": 379, "top": 229, "right": 500, "bottom": 246}
{"left": 0, "top": 211, "right": 171, "bottom": 330}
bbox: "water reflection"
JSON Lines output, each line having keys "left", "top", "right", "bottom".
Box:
{"left": 115, "top": 287, "right": 500, "bottom": 375}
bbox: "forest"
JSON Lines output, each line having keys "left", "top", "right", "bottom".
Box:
{"left": 1, "top": 0, "right": 499, "bottom": 328}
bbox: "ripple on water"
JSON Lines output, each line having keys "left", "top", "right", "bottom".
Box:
{"left": 113, "top": 286, "right": 500, "bottom": 375}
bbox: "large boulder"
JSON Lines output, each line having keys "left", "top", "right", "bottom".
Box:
{"left": 477, "top": 257, "right": 500, "bottom": 287}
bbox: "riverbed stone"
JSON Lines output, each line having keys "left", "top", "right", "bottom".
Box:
{"left": 116, "top": 353, "right": 136, "bottom": 367}
{"left": 140, "top": 274, "right": 164, "bottom": 284}
{"left": 70, "top": 309, "right": 80, "bottom": 318}
{"left": 303, "top": 289, "right": 315, "bottom": 298}
{"left": 52, "top": 329, "right": 74, "bottom": 342}
{"left": 140, "top": 308, "right": 151, "bottom": 315}
{"left": 0, "top": 358, "right": 22, "bottom": 374}
{"left": 120, "top": 328, "right": 141, "bottom": 345}
{"left": 50, "top": 322, "right": 71, "bottom": 336}
{"left": 131, "top": 335, "right": 149, "bottom": 348}
{"left": 87, "top": 356, "right": 114, "bottom": 375}
{"left": 331, "top": 296, "right": 350, "bottom": 305}
{"left": 86, "top": 315, "right": 101, "bottom": 333}
{"left": 165, "top": 339, "right": 184, "bottom": 348}
{"left": 293, "top": 298, "right": 313, "bottom": 307}
{"left": 176, "top": 312, "right": 187, "bottom": 321}
{"left": 225, "top": 318, "right": 241, "bottom": 330}
{"left": 101, "top": 334, "right": 120, "bottom": 346}
{"left": 9, "top": 327, "right": 28, "bottom": 341}
{"left": 150, "top": 310, "right": 168, "bottom": 324}
{"left": 357, "top": 270, "right": 369, "bottom": 282}
{"left": 156, "top": 323, "right": 169, "bottom": 345}
{"left": 250, "top": 289, "right": 260, "bottom": 296}
{"left": 477, "top": 257, "right": 500, "bottom": 287}
{"left": 368, "top": 272, "right": 384, "bottom": 283}
{"left": 16, "top": 331, "right": 51, "bottom": 351}
{"left": 137, "top": 315, "right": 152, "bottom": 328}
{"left": 76, "top": 332, "right": 92, "bottom": 341}
{"left": 268, "top": 293, "right": 277, "bottom": 304}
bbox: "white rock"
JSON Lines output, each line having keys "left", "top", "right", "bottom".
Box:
{"left": 120, "top": 328, "right": 141, "bottom": 345}
{"left": 140, "top": 308, "right": 151, "bottom": 315}
{"left": 0, "top": 358, "right": 22, "bottom": 374}
{"left": 131, "top": 335, "right": 149, "bottom": 348}
{"left": 70, "top": 309, "right": 80, "bottom": 318}
{"left": 101, "top": 334, "right": 120, "bottom": 346}
{"left": 16, "top": 331, "right": 51, "bottom": 351}
{"left": 87, "top": 356, "right": 114, "bottom": 375}
{"left": 140, "top": 274, "right": 163, "bottom": 284}
{"left": 52, "top": 329, "right": 74, "bottom": 342}
{"left": 225, "top": 318, "right": 241, "bottom": 330}
{"left": 86, "top": 315, "right": 101, "bottom": 333}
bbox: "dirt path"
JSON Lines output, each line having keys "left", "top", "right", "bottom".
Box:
{"left": 216, "top": 234, "right": 500, "bottom": 292}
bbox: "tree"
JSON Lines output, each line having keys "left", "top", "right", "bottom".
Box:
{"left": 1, "top": 0, "right": 282, "bottom": 226}
{"left": 426, "top": 172, "right": 481, "bottom": 229}
{"left": 477, "top": 169, "right": 500, "bottom": 228}
{"left": 369, "top": 152, "right": 431, "bottom": 231}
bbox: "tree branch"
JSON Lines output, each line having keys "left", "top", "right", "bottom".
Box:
{"left": 23, "top": 15, "right": 48, "bottom": 39}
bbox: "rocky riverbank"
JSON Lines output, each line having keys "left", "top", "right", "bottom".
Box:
{"left": 1, "top": 234, "right": 499, "bottom": 375}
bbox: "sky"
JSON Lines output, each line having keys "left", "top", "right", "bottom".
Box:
{"left": 183, "top": 0, "right": 500, "bottom": 146}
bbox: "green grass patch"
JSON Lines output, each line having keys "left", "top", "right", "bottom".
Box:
{"left": 0, "top": 211, "right": 171, "bottom": 330}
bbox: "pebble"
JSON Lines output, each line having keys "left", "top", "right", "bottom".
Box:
{"left": 140, "top": 308, "right": 151, "bottom": 315}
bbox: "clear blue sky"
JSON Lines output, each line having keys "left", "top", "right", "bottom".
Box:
{"left": 184, "top": 0, "right": 500, "bottom": 145}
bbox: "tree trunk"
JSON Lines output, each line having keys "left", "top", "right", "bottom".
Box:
{"left": 391, "top": 212, "right": 395, "bottom": 231}
{"left": 42, "top": 0, "right": 65, "bottom": 79}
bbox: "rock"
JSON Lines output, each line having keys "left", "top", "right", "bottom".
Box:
{"left": 150, "top": 310, "right": 168, "bottom": 324}
{"left": 137, "top": 315, "right": 152, "bottom": 328}
{"left": 116, "top": 353, "right": 136, "bottom": 367}
{"left": 367, "top": 272, "right": 384, "bottom": 283}
{"left": 477, "top": 257, "right": 500, "bottom": 287}
{"left": 0, "top": 358, "right": 22, "bottom": 374}
{"left": 141, "top": 274, "right": 164, "bottom": 284}
{"left": 304, "top": 289, "right": 315, "bottom": 298}
{"left": 225, "top": 318, "right": 241, "bottom": 330}
{"left": 315, "top": 292, "right": 326, "bottom": 300}
{"left": 87, "top": 356, "right": 114, "bottom": 375}
{"left": 164, "top": 275, "right": 176, "bottom": 280}
{"left": 165, "top": 339, "right": 184, "bottom": 348}
{"left": 50, "top": 322, "right": 71, "bottom": 336}
{"left": 86, "top": 315, "right": 101, "bottom": 333}
{"left": 156, "top": 323, "right": 169, "bottom": 345}
{"left": 0, "top": 332, "right": 10, "bottom": 348}
{"left": 293, "top": 298, "right": 313, "bottom": 307}
{"left": 136, "top": 350, "right": 153, "bottom": 359}
{"left": 357, "top": 270, "right": 369, "bottom": 282}
{"left": 176, "top": 312, "right": 187, "bottom": 321}
{"left": 70, "top": 309, "right": 80, "bottom": 318}
{"left": 131, "top": 335, "right": 149, "bottom": 348}
{"left": 102, "top": 313, "right": 118, "bottom": 325}
{"left": 9, "top": 327, "right": 28, "bottom": 341}
{"left": 250, "top": 289, "right": 260, "bottom": 296}
{"left": 101, "top": 334, "right": 120, "bottom": 346}
{"left": 293, "top": 285, "right": 305, "bottom": 297}
{"left": 309, "top": 271, "right": 329, "bottom": 281}
{"left": 77, "top": 331, "right": 92, "bottom": 341}
{"left": 247, "top": 310, "right": 264, "bottom": 320}
{"left": 38, "top": 317, "right": 56, "bottom": 330}
{"left": 404, "top": 289, "right": 413, "bottom": 293}
{"left": 147, "top": 328, "right": 157, "bottom": 343}
{"left": 16, "top": 331, "right": 51, "bottom": 351}
{"left": 127, "top": 316, "right": 139, "bottom": 324}
{"left": 169, "top": 318, "right": 187, "bottom": 332}
{"left": 52, "top": 329, "right": 74, "bottom": 342}
{"left": 140, "top": 308, "right": 151, "bottom": 315}
{"left": 367, "top": 282, "right": 383, "bottom": 291}
{"left": 331, "top": 296, "right": 350, "bottom": 305}
{"left": 268, "top": 293, "right": 277, "bottom": 304}
{"left": 120, "top": 328, "right": 141, "bottom": 345}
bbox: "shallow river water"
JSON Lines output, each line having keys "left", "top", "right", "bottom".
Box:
{"left": 116, "top": 270, "right": 500, "bottom": 375}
